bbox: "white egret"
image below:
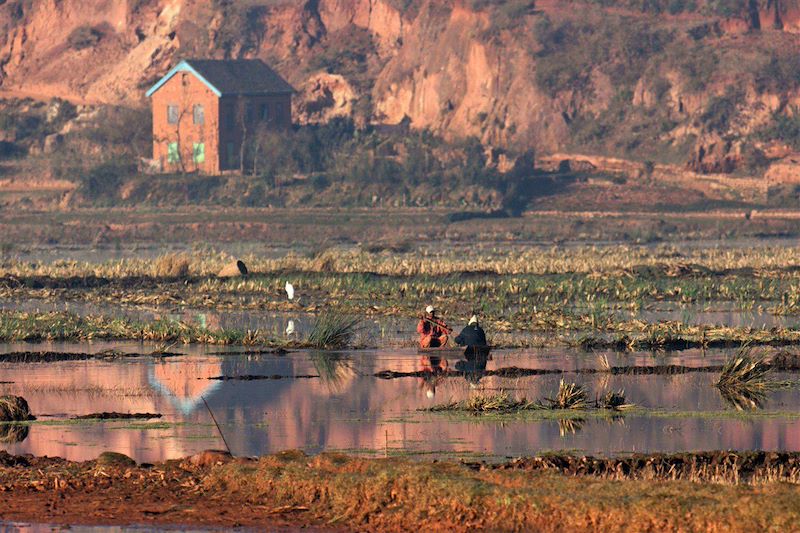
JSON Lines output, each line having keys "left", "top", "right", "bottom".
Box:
{"left": 285, "top": 281, "right": 294, "bottom": 301}
{"left": 285, "top": 319, "right": 296, "bottom": 336}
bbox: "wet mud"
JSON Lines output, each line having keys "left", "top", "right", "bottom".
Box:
{"left": 72, "top": 412, "right": 163, "bottom": 420}
{"left": 208, "top": 374, "right": 318, "bottom": 381}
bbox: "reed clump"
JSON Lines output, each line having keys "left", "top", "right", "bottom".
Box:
{"left": 307, "top": 313, "right": 360, "bottom": 349}
{"left": 716, "top": 348, "right": 778, "bottom": 410}
{"left": 716, "top": 349, "right": 773, "bottom": 392}
{"left": 545, "top": 380, "right": 588, "bottom": 410}
{"left": 0, "top": 396, "right": 35, "bottom": 422}
{"left": 599, "top": 389, "right": 634, "bottom": 410}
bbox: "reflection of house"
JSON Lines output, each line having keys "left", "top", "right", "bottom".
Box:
{"left": 146, "top": 59, "right": 294, "bottom": 174}
{"left": 149, "top": 360, "right": 222, "bottom": 414}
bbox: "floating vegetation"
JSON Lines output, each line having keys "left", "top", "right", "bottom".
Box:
{"left": 307, "top": 313, "right": 360, "bottom": 349}
{"left": 545, "top": 380, "right": 588, "bottom": 410}
{"left": 425, "top": 391, "right": 540, "bottom": 414}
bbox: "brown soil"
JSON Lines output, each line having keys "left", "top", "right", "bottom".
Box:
{"left": 2, "top": 450, "right": 800, "bottom": 531}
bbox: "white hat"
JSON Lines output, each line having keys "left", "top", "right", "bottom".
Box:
{"left": 425, "top": 305, "right": 435, "bottom": 314}
{"left": 468, "top": 315, "right": 478, "bottom": 325}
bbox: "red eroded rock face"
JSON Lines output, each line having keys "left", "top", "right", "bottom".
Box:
{"left": 3, "top": 0, "right": 800, "bottom": 168}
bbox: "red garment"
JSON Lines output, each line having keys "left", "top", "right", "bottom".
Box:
{"left": 417, "top": 317, "right": 449, "bottom": 348}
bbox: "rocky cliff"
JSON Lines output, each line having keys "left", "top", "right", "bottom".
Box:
{"left": 3, "top": 0, "right": 800, "bottom": 175}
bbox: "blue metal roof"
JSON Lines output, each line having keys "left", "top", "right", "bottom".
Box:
{"left": 145, "top": 60, "right": 222, "bottom": 98}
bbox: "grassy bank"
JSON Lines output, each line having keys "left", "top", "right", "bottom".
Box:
{"left": 2, "top": 450, "right": 800, "bottom": 531}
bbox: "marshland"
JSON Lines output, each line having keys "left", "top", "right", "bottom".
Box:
{"left": 6, "top": 239, "right": 800, "bottom": 529}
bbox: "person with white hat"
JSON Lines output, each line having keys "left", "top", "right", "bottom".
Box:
{"left": 416, "top": 305, "right": 451, "bottom": 348}
{"left": 454, "top": 314, "right": 487, "bottom": 347}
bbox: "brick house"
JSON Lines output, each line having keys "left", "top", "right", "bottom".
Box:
{"left": 146, "top": 59, "right": 294, "bottom": 174}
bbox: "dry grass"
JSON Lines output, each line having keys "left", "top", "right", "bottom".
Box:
{"left": 0, "top": 395, "right": 34, "bottom": 421}
{"left": 152, "top": 254, "right": 191, "bottom": 278}
{"left": 7, "top": 243, "right": 800, "bottom": 279}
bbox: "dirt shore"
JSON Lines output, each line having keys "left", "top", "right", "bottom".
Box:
{"left": 1, "top": 449, "right": 800, "bottom": 531}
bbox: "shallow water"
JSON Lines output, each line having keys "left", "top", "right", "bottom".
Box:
{"left": 1, "top": 346, "right": 800, "bottom": 462}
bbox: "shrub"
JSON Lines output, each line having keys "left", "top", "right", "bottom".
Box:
{"left": 67, "top": 25, "right": 102, "bottom": 50}
{"left": 73, "top": 160, "right": 134, "bottom": 201}
{"left": 700, "top": 89, "right": 741, "bottom": 133}
{"left": 756, "top": 109, "right": 800, "bottom": 149}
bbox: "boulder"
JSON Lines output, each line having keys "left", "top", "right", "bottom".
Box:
{"left": 96, "top": 451, "right": 136, "bottom": 467}
{"left": 182, "top": 449, "right": 233, "bottom": 468}
{"left": 217, "top": 259, "right": 248, "bottom": 278}
{"left": 43, "top": 133, "right": 63, "bottom": 154}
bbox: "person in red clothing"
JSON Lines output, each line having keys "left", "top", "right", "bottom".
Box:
{"left": 417, "top": 305, "right": 450, "bottom": 348}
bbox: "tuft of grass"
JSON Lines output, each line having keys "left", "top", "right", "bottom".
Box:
{"left": 717, "top": 348, "right": 772, "bottom": 391}
{"left": 153, "top": 254, "right": 190, "bottom": 278}
{"left": 546, "top": 380, "right": 588, "bottom": 410}
{"left": 716, "top": 347, "right": 778, "bottom": 410}
{"left": 307, "top": 313, "right": 360, "bottom": 349}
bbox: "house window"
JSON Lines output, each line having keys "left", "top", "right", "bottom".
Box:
{"left": 260, "top": 104, "right": 269, "bottom": 121}
{"left": 167, "top": 142, "right": 179, "bottom": 164}
{"left": 167, "top": 105, "right": 179, "bottom": 124}
{"left": 193, "top": 104, "right": 204, "bottom": 125}
{"left": 193, "top": 143, "right": 205, "bottom": 164}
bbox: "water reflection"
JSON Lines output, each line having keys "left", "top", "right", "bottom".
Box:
{"left": 0, "top": 347, "right": 799, "bottom": 462}
{"left": 0, "top": 424, "right": 28, "bottom": 443}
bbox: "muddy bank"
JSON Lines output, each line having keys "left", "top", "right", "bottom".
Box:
{"left": 72, "top": 412, "right": 162, "bottom": 420}
{"left": 0, "top": 450, "right": 799, "bottom": 531}
{"left": 0, "top": 351, "right": 179, "bottom": 363}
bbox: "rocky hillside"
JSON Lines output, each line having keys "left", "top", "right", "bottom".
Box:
{"left": 3, "top": 0, "right": 800, "bottom": 179}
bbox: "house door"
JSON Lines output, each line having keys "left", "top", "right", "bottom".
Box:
{"left": 226, "top": 142, "right": 237, "bottom": 169}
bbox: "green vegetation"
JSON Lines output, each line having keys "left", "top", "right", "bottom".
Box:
{"left": 755, "top": 109, "right": 800, "bottom": 150}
